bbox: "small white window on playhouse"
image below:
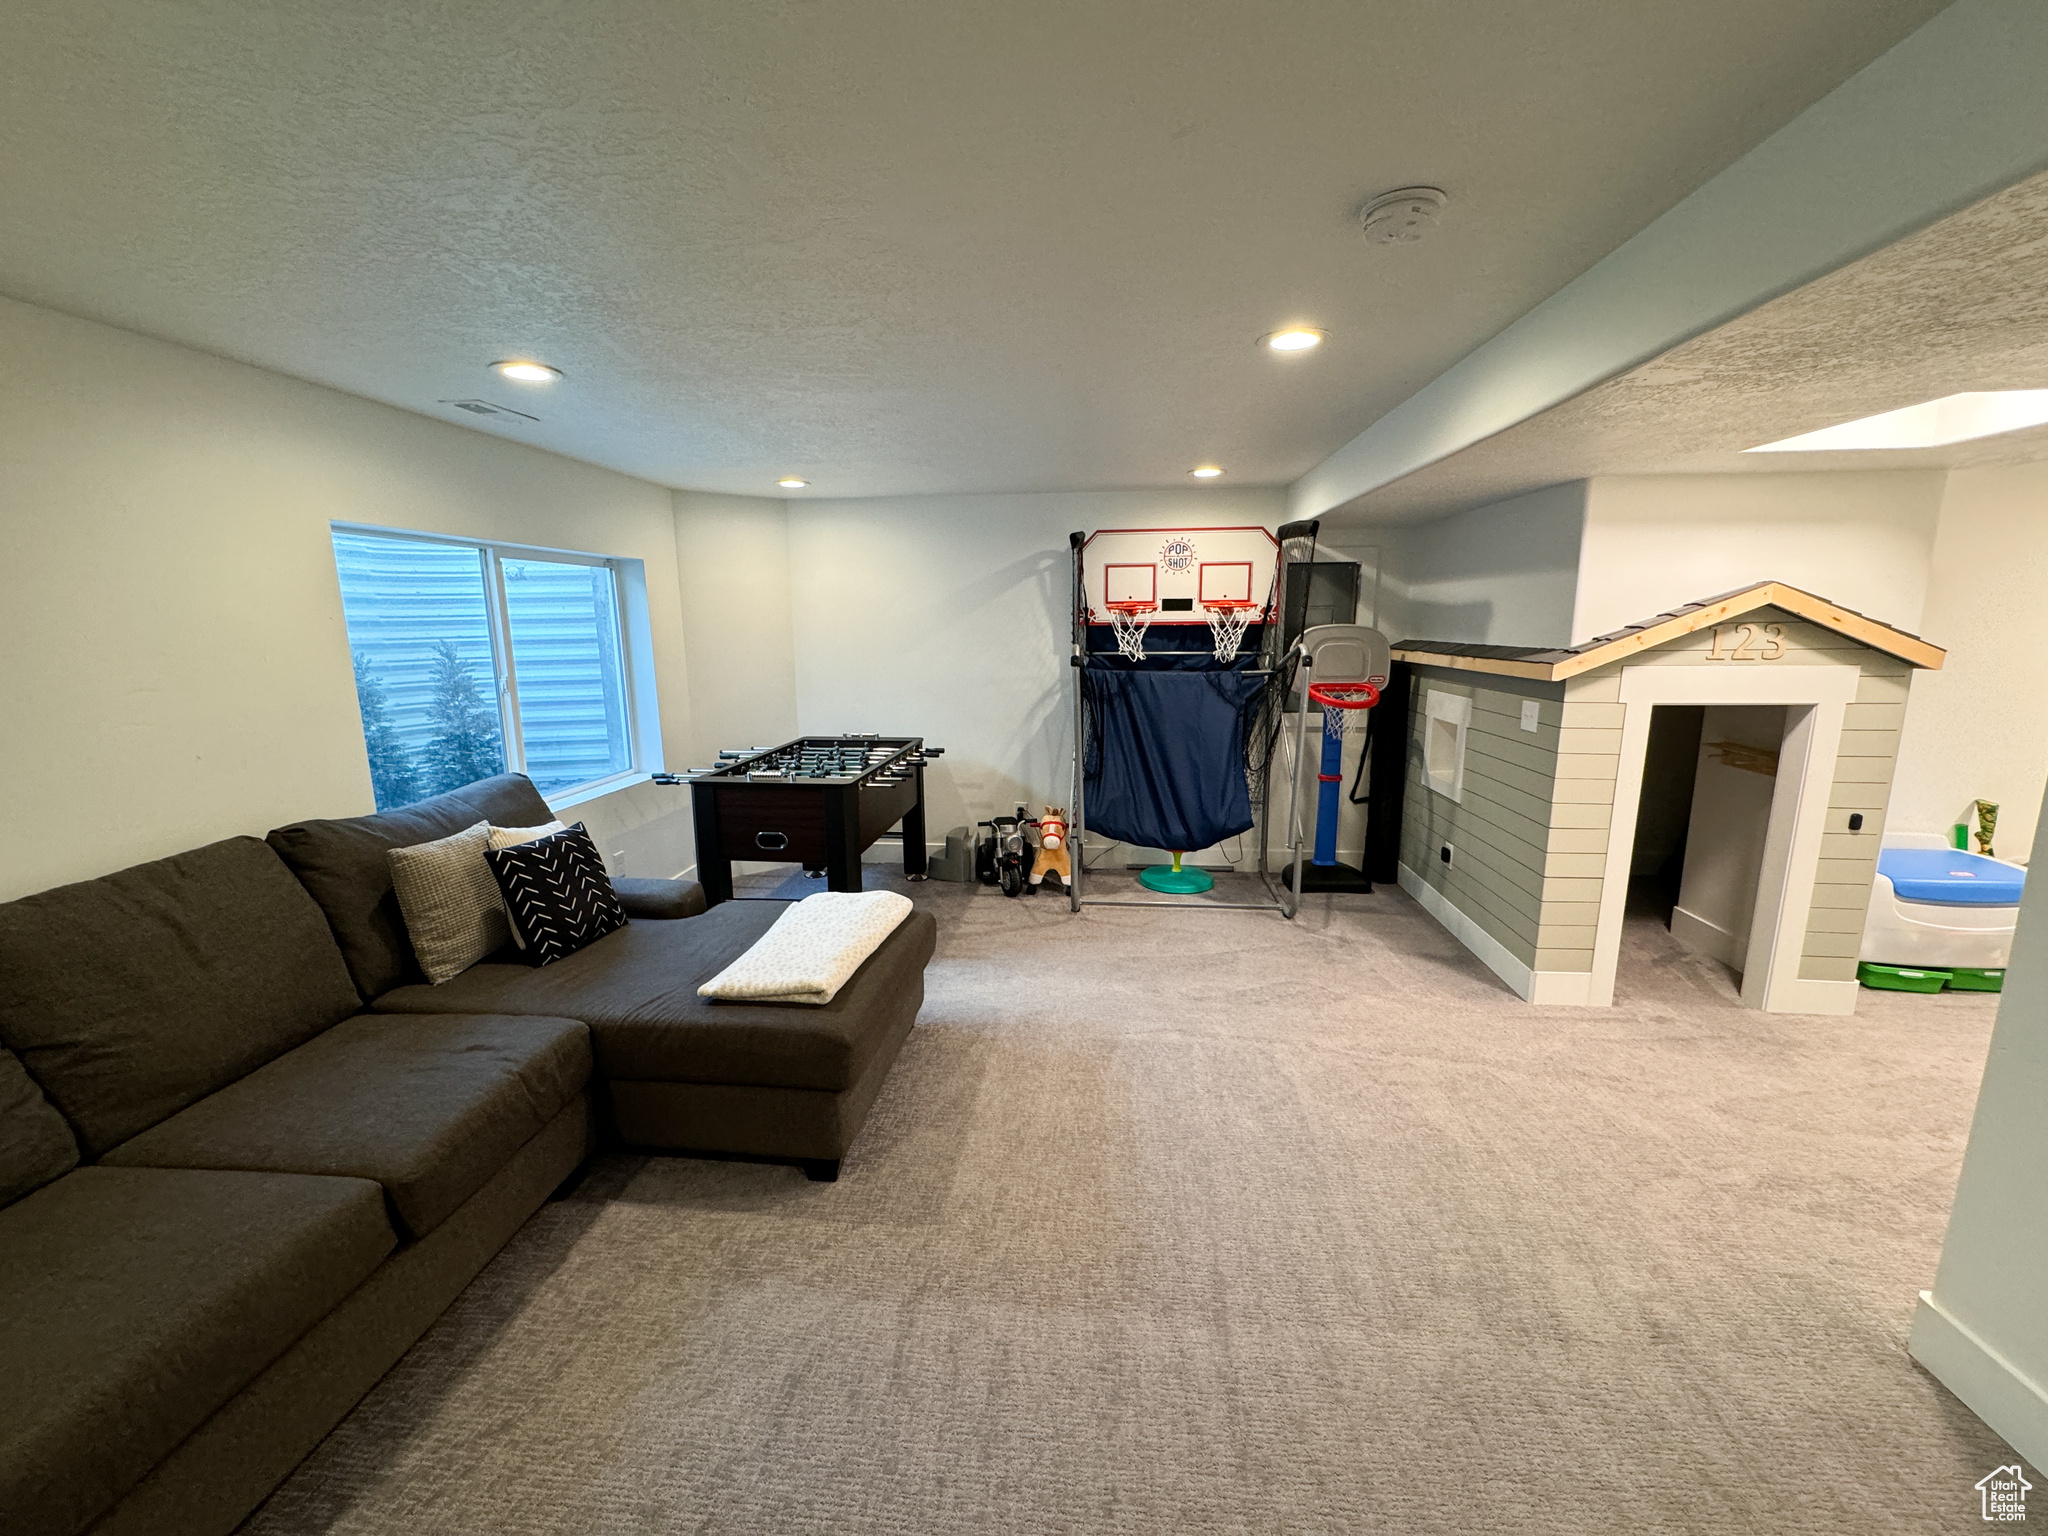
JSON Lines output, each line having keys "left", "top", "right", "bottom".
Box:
{"left": 1423, "top": 691, "right": 1470, "bottom": 801}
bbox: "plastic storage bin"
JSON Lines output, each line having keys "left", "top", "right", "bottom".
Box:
{"left": 1859, "top": 836, "right": 2027, "bottom": 973}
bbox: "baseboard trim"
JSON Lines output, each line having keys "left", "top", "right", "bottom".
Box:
{"left": 1765, "top": 975, "right": 1859, "bottom": 1015}
{"left": 1527, "top": 969, "right": 1597, "bottom": 1005}
{"left": 1400, "top": 864, "right": 1530, "bottom": 996}
{"left": 1399, "top": 865, "right": 1595, "bottom": 1005}
{"left": 1910, "top": 1290, "right": 2048, "bottom": 1467}
{"left": 1670, "top": 904, "right": 1740, "bottom": 967}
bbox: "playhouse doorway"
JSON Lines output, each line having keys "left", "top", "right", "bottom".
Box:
{"left": 1626, "top": 705, "right": 1705, "bottom": 926}
{"left": 1621, "top": 702, "right": 1795, "bottom": 990}
{"left": 1597, "top": 667, "right": 1856, "bottom": 1013}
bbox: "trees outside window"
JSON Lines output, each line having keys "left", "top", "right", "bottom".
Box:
{"left": 417, "top": 639, "right": 506, "bottom": 794}
{"left": 332, "top": 528, "right": 637, "bottom": 811}
{"left": 351, "top": 652, "right": 420, "bottom": 809}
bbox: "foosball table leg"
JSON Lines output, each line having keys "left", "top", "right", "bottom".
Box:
{"left": 902, "top": 766, "right": 929, "bottom": 880}
{"left": 690, "top": 784, "right": 734, "bottom": 908}
{"left": 823, "top": 786, "right": 864, "bottom": 893}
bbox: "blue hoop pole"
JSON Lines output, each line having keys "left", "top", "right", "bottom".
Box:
{"left": 1306, "top": 683, "right": 1378, "bottom": 868}
{"left": 1313, "top": 712, "right": 1345, "bottom": 866}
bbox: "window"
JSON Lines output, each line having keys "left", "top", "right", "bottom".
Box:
{"left": 332, "top": 526, "right": 645, "bottom": 810}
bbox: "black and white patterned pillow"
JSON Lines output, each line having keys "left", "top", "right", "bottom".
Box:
{"left": 483, "top": 822, "right": 627, "bottom": 965}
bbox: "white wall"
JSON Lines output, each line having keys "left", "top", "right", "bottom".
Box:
{"left": 671, "top": 491, "right": 799, "bottom": 764}
{"left": 1572, "top": 471, "right": 1944, "bottom": 642}
{"left": 1910, "top": 775, "right": 2048, "bottom": 1467}
{"left": 1889, "top": 461, "right": 2048, "bottom": 859}
{"left": 0, "top": 295, "right": 696, "bottom": 901}
{"left": 1571, "top": 464, "right": 2044, "bottom": 852}
{"left": 1373, "top": 482, "right": 1586, "bottom": 647}
{"left": 785, "top": 488, "right": 1287, "bottom": 845}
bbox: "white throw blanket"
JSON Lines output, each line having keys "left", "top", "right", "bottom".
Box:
{"left": 697, "top": 890, "right": 913, "bottom": 1005}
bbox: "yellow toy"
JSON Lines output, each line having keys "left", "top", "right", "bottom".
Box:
{"left": 1030, "top": 807, "right": 1072, "bottom": 890}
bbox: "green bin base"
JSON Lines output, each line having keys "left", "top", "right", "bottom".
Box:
{"left": 1857, "top": 962, "right": 1951, "bottom": 993}
{"left": 1946, "top": 967, "right": 2006, "bottom": 992}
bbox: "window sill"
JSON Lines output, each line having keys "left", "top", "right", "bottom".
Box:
{"left": 543, "top": 770, "right": 655, "bottom": 814}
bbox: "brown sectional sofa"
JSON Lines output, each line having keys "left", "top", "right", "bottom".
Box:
{"left": 0, "top": 774, "right": 935, "bottom": 1536}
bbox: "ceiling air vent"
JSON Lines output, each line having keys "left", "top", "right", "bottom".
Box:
{"left": 440, "top": 399, "right": 539, "bottom": 423}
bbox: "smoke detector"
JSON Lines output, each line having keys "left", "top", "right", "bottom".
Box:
{"left": 1358, "top": 187, "right": 1447, "bottom": 245}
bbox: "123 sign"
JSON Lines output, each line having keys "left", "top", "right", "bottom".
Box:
{"left": 1705, "top": 622, "right": 1786, "bottom": 662}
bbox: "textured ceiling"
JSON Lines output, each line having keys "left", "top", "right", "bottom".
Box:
{"left": 1329, "top": 167, "right": 2048, "bottom": 523}
{"left": 0, "top": 0, "right": 1953, "bottom": 498}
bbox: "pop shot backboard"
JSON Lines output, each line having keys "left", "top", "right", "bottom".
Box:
{"left": 1080, "top": 526, "right": 1281, "bottom": 626}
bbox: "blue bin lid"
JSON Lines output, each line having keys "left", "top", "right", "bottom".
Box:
{"left": 1878, "top": 848, "right": 2026, "bottom": 906}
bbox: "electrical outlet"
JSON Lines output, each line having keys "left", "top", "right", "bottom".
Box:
{"left": 1440, "top": 844, "right": 1453, "bottom": 867}
{"left": 1520, "top": 700, "right": 1540, "bottom": 732}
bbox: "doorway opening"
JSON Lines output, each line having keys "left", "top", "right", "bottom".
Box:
{"left": 1627, "top": 705, "right": 1704, "bottom": 926}
{"left": 1623, "top": 703, "right": 1791, "bottom": 984}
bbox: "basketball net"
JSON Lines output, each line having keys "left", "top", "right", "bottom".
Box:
{"left": 1108, "top": 603, "right": 1154, "bottom": 662}
{"left": 1308, "top": 681, "right": 1379, "bottom": 738}
{"left": 1205, "top": 602, "right": 1255, "bottom": 663}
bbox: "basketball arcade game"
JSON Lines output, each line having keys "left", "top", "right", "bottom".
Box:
{"left": 1095, "top": 531, "right": 1268, "bottom": 665}
{"left": 1065, "top": 520, "right": 1385, "bottom": 916}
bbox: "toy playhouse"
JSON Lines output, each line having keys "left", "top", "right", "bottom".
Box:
{"left": 1388, "top": 582, "right": 1962, "bottom": 1014}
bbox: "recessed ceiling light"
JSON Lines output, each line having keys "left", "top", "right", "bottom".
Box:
{"left": 1747, "top": 390, "right": 2048, "bottom": 452}
{"left": 778, "top": 477, "right": 809, "bottom": 489}
{"left": 1189, "top": 465, "right": 1224, "bottom": 479}
{"left": 492, "top": 360, "right": 563, "bottom": 383}
{"left": 1262, "top": 328, "right": 1324, "bottom": 353}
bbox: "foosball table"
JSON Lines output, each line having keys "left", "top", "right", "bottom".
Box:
{"left": 676, "top": 735, "right": 941, "bottom": 905}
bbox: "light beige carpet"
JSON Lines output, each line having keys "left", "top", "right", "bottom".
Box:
{"left": 242, "top": 872, "right": 2022, "bottom": 1534}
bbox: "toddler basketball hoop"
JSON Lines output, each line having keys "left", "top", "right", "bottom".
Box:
{"left": 1203, "top": 598, "right": 1258, "bottom": 663}
{"left": 1107, "top": 599, "right": 1156, "bottom": 662}
{"left": 1280, "top": 645, "right": 1386, "bottom": 897}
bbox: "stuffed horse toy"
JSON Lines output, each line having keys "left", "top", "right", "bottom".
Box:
{"left": 1030, "top": 806, "right": 1072, "bottom": 890}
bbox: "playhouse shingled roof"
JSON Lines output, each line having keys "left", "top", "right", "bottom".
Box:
{"left": 1391, "top": 581, "right": 1945, "bottom": 682}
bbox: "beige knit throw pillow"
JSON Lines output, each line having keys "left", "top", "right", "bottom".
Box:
{"left": 488, "top": 821, "right": 566, "bottom": 850}
{"left": 387, "top": 820, "right": 509, "bottom": 984}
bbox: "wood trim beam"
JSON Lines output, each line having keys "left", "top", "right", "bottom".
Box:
{"left": 1550, "top": 589, "right": 1778, "bottom": 678}
{"left": 1390, "top": 649, "right": 1561, "bottom": 682}
{"left": 1396, "top": 582, "right": 1945, "bottom": 682}
{"left": 1759, "top": 583, "right": 1947, "bottom": 670}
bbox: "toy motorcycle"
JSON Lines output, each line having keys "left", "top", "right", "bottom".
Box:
{"left": 976, "top": 805, "right": 1034, "bottom": 898}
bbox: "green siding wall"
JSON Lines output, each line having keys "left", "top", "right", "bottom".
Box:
{"left": 1401, "top": 669, "right": 1566, "bottom": 969}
